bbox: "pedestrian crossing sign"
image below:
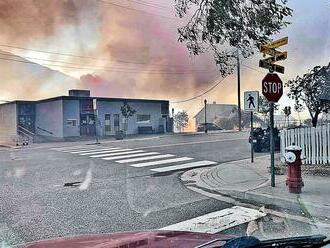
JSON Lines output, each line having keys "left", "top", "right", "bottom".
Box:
{"left": 244, "top": 91, "right": 259, "bottom": 112}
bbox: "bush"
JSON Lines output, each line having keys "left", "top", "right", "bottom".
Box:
{"left": 214, "top": 117, "right": 235, "bottom": 130}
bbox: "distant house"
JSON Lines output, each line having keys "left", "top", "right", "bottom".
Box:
{"left": 194, "top": 102, "right": 237, "bottom": 128}
{"left": 274, "top": 114, "right": 298, "bottom": 127}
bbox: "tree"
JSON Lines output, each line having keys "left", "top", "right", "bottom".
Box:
{"left": 175, "top": 0, "right": 292, "bottom": 76}
{"left": 303, "top": 118, "right": 312, "bottom": 126}
{"left": 230, "top": 111, "right": 264, "bottom": 129}
{"left": 120, "top": 101, "right": 136, "bottom": 133}
{"left": 283, "top": 106, "right": 291, "bottom": 127}
{"left": 286, "top": 63, "right": 330, "bottom": 127}
{"left": 215, "top": 111, "right": 263, "bottom": 130}
{"left": 214, "top": 117, "right": 234, "bottom": 130}
{"left": 258, "top": 96, "right": 279, "bottom": 123}
{"left": 174, "top": 111, "right": 189, "bottom": 132}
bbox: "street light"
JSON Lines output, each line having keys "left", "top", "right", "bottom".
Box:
{"left": 204, "top": 99, "right": 207, "bottom": 133}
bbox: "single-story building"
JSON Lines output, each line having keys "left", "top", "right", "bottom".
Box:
{"left": 0, "top": 90, "right": 171, "bottom": 144}
{"left": 194, "top": 102, "right": 237, "bottom": 128}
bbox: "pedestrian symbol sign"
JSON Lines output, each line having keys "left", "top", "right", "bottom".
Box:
{"left": 244, "top": 91, "right": 259, "bottom": 112}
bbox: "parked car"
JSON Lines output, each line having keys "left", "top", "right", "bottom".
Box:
{"left": 197, "top": 122, "right": 222, "bottom": 132}
{"left": 249, "top": 127, "right": 281, "bottom": 152}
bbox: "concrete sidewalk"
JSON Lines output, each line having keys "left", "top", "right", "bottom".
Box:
{"left": 181, "top": 155, "right": 330, "bottom": 224}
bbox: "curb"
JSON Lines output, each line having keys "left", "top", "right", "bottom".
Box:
{"left": 186, "top": 183, "right": 330, "bottom": 223}
{"left": 181, "top": 168, "right": 330, "bottom": 223}
{"left": 178, "top": 130, "right": 248, "bottom": 136}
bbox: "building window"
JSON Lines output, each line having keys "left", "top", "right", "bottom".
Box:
{"left": 105, "top": 114, "right": 111, "bottom": 132}
{"left": 161, "top": 102, "right": 169, "bottom": 115}
{"left": 67, "top": 119, "right": 77, "bottom": 127}
{"left": 137, "top": 114, "right": 151, "bottom": 123}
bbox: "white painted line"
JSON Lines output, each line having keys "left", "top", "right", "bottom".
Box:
{"left": 151, "top": 160, "right": 218, "bottom": 172}
{"left": 129, "top": 157, "right": 193, "bottom": 168}
{"left": 59, "top": 147, "right": 105, "bottom": 153}
{"left": 102, "top": 152, "right": 159, "bottom": 160}
{"left": 90, "top": 150, "right": 144, "bottom": 158}
{"left": 79, "top": 148, "right": 129, "bottom": 155}
{"left": 70, "top": 148, "right": 120, "bottom": 154}
{"left": 116, "top": 154, "right": 175, "bottom": 164}
{"left": 52, "top": 145, "right": 100, "bottom": 151}
{"left": 160, "top": 206, "right": 266, "bottom": 233}
{"left": 137, "top": 137, "right": 247, "bottom": 149}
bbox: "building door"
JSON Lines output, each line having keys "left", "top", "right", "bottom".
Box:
{"left": 18, "top": 115, "right": 34, "bottom": 132}
{"left": 80, "top": 114, "right": 95, "bottom": 136}
{"left": 17, "top": 103, "right": 35, "bottom": 133}
{"left": 105, "top": 114, "right": 111, "bottom": 135}
{"left": 114, "top": 114, "right": 120, "bottom": 132}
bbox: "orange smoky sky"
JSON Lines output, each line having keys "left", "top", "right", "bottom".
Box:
{"left": 0, "top": 0, "right": 329, "bottom": 119}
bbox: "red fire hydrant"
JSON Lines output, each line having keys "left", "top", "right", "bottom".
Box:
{"left": 284, "top": 145, "right": 304, "bottom": 193}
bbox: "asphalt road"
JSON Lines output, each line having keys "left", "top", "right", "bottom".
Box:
{"left": 0, "top": 131, "right": 266, "bottom": 246}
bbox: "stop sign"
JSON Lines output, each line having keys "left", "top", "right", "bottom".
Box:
{"left": 262, "top": 73, "right": 283, "bottom": 102}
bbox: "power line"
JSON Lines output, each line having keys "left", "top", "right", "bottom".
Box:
{"left": 171, "top": 76, "right": 228, "bottom": 103}
{"left": 241, "top": 63, "right": 291, "bottom": 81}
{"left": 96, "top": 0, "right": 177, "bottom": 20}
{"left": 0, "top": 52, "right": 215, "bottom": 74}
{"left": 125, "top": 0, "right": 170, "bottom": 10}
{"left": 241, "top": 63, "right": 264, "bottom": 74}
{"left": 0, "top": 44, "right": 199, "bottom": 69}
{"left": 0, "top": 56, "right": 217, "bottom": 75}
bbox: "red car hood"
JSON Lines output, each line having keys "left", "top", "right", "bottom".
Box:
{"left": 18, "top": 230, "right": 235, "bottom": 248}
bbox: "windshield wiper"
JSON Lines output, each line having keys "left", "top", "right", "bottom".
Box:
{"left": 218, "top": 234, "right": 329, "bottom": 248}
{"left": 194, "top": 234, "right": 329, "bottom": 248}
{"left": 254, "top": 234, "right": 329, "bottom": 248}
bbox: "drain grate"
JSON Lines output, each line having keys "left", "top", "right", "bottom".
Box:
{"left": 64, "top": 181, "right": 82, "bottom": 187}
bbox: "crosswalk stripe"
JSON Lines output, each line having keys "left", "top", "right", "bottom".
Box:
{"left": 79, "top": 148, "right": 129, "bottom": 155}
{"left": 160, "top": 206, "right": 266, "bottom": 233}
{"left": 102, "top": 152, "right": 159, "bottom": 160}
{"left": 116, "top": 154, "right": 175, "bottom": 164}
{"left": 61, "top": 147, "right": 106, "bottom": 153}
{"left": 150, "top": 160, "right": 218, "bottom": 172}
{"left": 129, "top": 157, "right": 193, "bottom": 168}
{"left": 90, "top": 150, "right": 144, "bottom": 158}
{"left": 70, "top": 148, "right": 119, "bottom": 154}
{"left": 52, "top": 145, "right": 100, "bottom": 151}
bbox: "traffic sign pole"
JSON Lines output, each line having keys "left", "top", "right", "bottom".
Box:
{"left": 270, "top": 102, "right": 275, "bottom": 187}
{"left": 250, "top": 111, "right": 254, "bottom": 163}
{"left": 260, "top": 37, "right": 287, "bottom": 187}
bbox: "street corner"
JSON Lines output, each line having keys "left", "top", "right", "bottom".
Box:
{"left": 180, "top": 167, "right": 210, "bottom": 185}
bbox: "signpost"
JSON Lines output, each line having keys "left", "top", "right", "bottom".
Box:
{"left": 262, "top": 73, "right": 283, "bottom": 187}
{"left": 259, "top": 37, "right": 287, "bottom": 187}
{"left": 259, "top": 37, "right": 288, "bottom": 74}
{"left": 262, "top": 73, "right": 283, "bottom": 102}
{"left": 259, "top": 60, "right": 284, "bottom": 74}
{"left": 244, "top": 91, "right": 259, "bottom": 163}
{"left": 260, "top": 37, "right": 288, "bottom": 49}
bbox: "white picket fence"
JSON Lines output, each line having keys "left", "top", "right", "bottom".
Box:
{"left": 280, "top": 124, "right": 330, "bottom": 165}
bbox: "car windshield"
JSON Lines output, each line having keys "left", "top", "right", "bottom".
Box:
{"left": 0, "top": 1, "right": 330, "bottom": 247}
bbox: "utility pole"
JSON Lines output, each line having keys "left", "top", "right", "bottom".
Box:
{"left": 237, "top": 49, "right": 242, "bottom": 131}
{"left": 204, "top": 99, "right": 207, "bottom": 133}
